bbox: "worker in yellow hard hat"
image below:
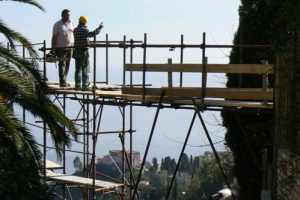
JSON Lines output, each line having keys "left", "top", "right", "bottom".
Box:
{"left": 73, "top": 16, "right": 104, "bottom": 90}
{"left": 79, "top": 16, "right": 88, "bottom": 25}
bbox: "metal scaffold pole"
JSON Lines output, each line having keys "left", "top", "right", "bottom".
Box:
{"left": 32, "top": 34, "right": 274, "bottom": 200}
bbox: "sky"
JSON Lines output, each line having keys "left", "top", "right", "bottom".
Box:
{"left": 1, "top": 0, "right": 239, "bottom": 62}
{"left": 1, "top": 0, "right": 241, "bottom": 172}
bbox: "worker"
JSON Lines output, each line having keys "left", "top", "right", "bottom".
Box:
{"left": 52, "top": 9, "right": 75, "bottom": 87}
{"left": 73, "top": 16, "right": 103, "bottom": 90}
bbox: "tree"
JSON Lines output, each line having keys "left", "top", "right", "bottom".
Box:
{"left": 189, "top": 155, "right": 193, "bottom": 175}
{"left": 221, "top": 0, "right": 300, "bottom": 197}
{"left": 73, "top": 155, "right": 83, "bottom": 171}
{"left": 0, "top": 0, "right": 77, "bottom": 198}
{"left": 160, "top": 158, "right": 164, "bottom": 171}
{"left": 170, "top": 158, "right": 176, "bottom": 174}
{"left": 152, "top": 157, "right": 158, "bottom": 172}
{"left": 184, "top": 152, "right": 232, "bottom": 199}
{"left": 179, "top": 153, "right": 189, "bottom": 173}
{"left": 163, "top": 156, "right": 172, "bottom": 174}
{"left": 192, "top": 156, "right": 200, "bottom": 177}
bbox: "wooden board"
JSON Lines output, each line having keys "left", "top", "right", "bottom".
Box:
{"left": 46, "top": 159, "right": 63, "bottom": 169}
{"left": 124, "top": 64, "right": 274, "bottom": 74}
{"left": 122, "top": 87, "right": 273, "bottom": 101}
{"left": 46, "top": 171, "right": 123, "bottom": 190}
{"left": 47, "top": 83, "right": 273, "bottom": 109}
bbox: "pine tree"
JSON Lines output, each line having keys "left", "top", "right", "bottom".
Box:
{"left": 152, "top": 157, "right": 158, "bottom": 172}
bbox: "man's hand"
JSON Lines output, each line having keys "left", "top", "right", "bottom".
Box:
{"left": 98, "top": 22, "right": 104, "bottom": 29}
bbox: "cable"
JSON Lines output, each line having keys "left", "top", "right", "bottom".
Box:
{"left": 162, "top": 133, "right": 224, "bottom": 148}
{"left": 208, "top": 31, "right": 230, "bottom": 57}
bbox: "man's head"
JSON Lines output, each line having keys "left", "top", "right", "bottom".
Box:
{"left": 79, "top": 16, "right": 88, "bottom": 25}
{"left": 61, "top": 9, "right": 70, "bottom": 22}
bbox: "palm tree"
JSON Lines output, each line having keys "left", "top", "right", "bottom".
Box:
{"left": 0, "top": 1, "right": 77, "bottom": 198}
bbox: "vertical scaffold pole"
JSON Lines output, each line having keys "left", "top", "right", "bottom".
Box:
{"left": 130, "top": 39, "right": 134, "bottom": 86}
{"left": 201, "top": 32, "right": 207, "bottom": 105}
{"left": 122, "top": 35, "right": 127, "bottom": 200}
{"left": 123, "top": 35, "right": 127, "bottom": 85}
{"left": 106, "top": 34, "right": 109, "bottom": 84}
{"left": 122, "top": 106, "right": 126, "bottom": 200}
{"left": 180, "top": 34, "right": 184, "bottom": 87}
{"left": 92, "top": 34, "right": 97, "bottom": 199}
{"left": 129, "top": 39, "right": 134, "bottom": 199}
{"left": 93, "top": 33, "right": 97, "bottom": 89}
{"left": 142, "top": 33, "right": 147, "bottom": 100}
{"left": 86, "top": 95, "right": 90, "bottom": 200}
{"left": 63, "top": 94, "right": 66, "bottom": 200}
{"left": 82, "top": 94, "right": 88, "bottom": 199}
{"left": 43, "top": 40, "right": 47, "bottom": 82}
{"left": 42, "top": 41, "right": 47, "bottom": 184}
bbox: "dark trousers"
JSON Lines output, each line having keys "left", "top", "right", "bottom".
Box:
{"left": 55, "top": 49, "right": 72, "bottom": 86}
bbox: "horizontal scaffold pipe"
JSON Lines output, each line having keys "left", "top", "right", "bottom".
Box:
{"left": 94, "top": 40, "right": 143, "bottom": 44}
{"left": 39, "top": 43, "right": 271, "bottom": 51}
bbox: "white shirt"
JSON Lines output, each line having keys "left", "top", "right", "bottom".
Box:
{"left": 52, "top": 19, "right": 74, "bottom": 48}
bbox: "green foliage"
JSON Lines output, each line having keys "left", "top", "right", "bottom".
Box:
{"left": 219, "top": 0, "right": 300, "bottom": 199}
{"left": 184, "top": 151, "right": 233, "bottom": 199}
{"left": 73, "top": 155, "right": 83, "bottom": 171}
{"left": 64, "top": 152, "right": 232, "bottom": 199}
{"left": 0, "top": 0, "right": 78, "bottom": 198}
{"left": 0, "top": 150, "right": 49, "bottom": 200}
{"left": 152, "top": 157, "right": 158, "bottom": 172}
{"left": 179, "top": 153, "right": 190, "bottom": 173}
{"left": 161, "top": 156, "right": 175, "bottom": 174}
{"left": 96, "top": 161, "right": 120, "bottom": 180}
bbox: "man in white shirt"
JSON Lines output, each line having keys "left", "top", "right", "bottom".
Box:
{"left": 52, "top": 9, "right": 74, "bottom": 87}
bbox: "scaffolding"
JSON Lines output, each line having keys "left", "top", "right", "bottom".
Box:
{"left": 18, "top": 32, "right": 273, "bottom": 199}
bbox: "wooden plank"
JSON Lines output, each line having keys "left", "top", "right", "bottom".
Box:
{"left": 46, "top": 159, "right": 63, "bottom": 169}
{"left": 124, "top": 64, "right": 273, "bottom": 74}
{"left": 122, "top": 95, "right": 273, "bottom": 109}
{"left": 122, "top": 87, "right": 273, "bottom": 101}
{"left": 47, "top": 83, "right": 273, "bottom": 108}
{"left": 46, "top": 171, "right": 123, "bottom": 190}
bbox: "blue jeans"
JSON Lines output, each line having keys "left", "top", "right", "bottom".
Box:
{"left": 74, "top": 49, "right": 89, "bottom": 88}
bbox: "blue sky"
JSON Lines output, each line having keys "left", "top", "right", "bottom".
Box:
{"left": 1, "top": 0, "right": 239, "bottom": 63}
{"left": 1, "top": 0, "right": 241, "bottom": 84}
{"left": 2, "top": 0, "right": 241, "bottom": 170}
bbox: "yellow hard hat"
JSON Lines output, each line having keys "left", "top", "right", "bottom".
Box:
{"left": 79, "top": 16, "right": 88, "bottom": 25}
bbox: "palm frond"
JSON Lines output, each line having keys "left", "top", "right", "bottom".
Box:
{"left": 0, "top": 19, "right": 39, "bottom": 55}
{"left": 15, "top": 96, "right": 78, "bottom": 158}
{"left": 0, "top": 103, "right": 25, "bottom": 154}
{"left": 4, "top": 0, "right": 44, "bottom": 12}
{"left": 0, "top": 20, "right": 40, "bottom": 68}
{"left": 0, "top": 61, "right": 77, "bottom": 159}
{"left": 0, "top": 45, "right": 47, "bottom": 90}
{"left": 0, "top": 62, "right": 35, "bottom": 98}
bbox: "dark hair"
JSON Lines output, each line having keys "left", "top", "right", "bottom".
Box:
{"left": 61, "top": 9, "right": 70, "bottom": 16}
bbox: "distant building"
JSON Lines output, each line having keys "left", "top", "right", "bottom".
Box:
{"left": 96, "top": 150, "right": 140, "bottom": 168}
